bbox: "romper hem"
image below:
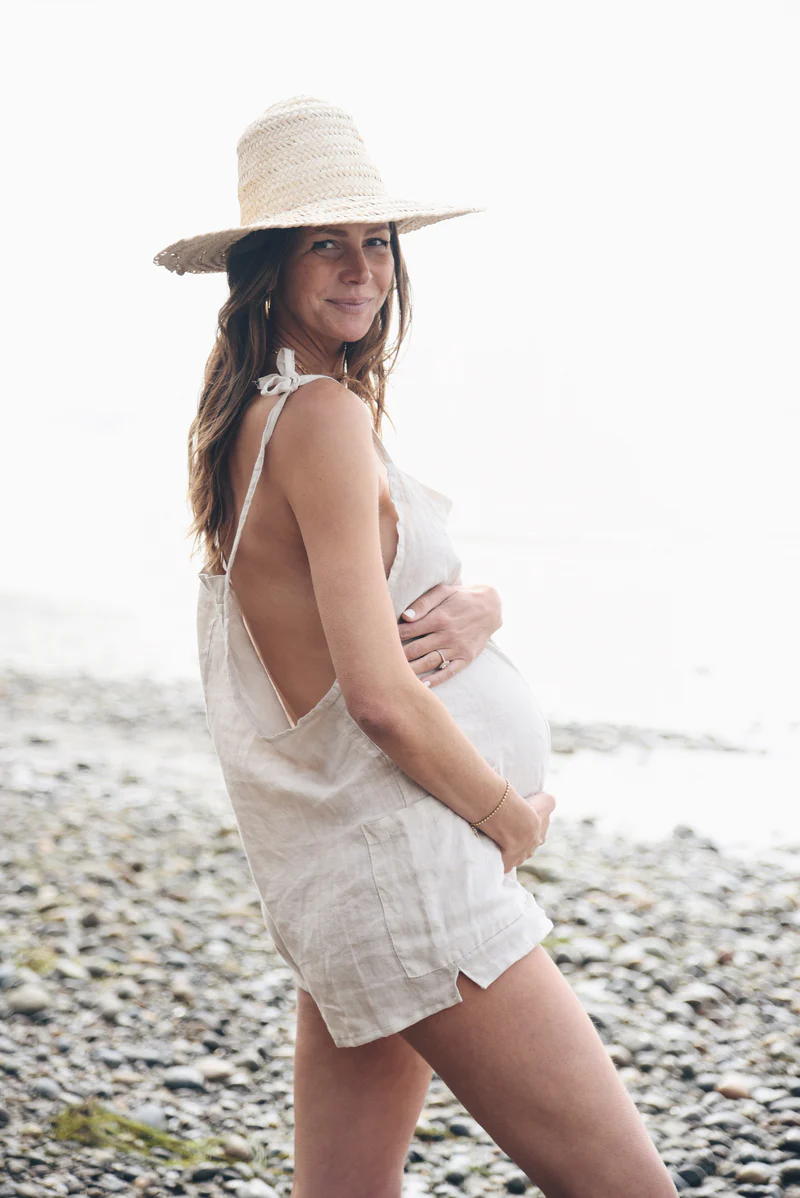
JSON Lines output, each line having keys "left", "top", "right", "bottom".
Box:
{"left": 312, "top": 900, "right": 555, "bottom": 1049}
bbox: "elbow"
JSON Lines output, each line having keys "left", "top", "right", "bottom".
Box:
{"left": 345, "top": 688, "right": 409, "bottom": 739}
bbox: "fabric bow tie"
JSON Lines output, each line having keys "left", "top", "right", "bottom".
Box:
{"left": 255, "top": 346, "right": 301, "bottom": 396}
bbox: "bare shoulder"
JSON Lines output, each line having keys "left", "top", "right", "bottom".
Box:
{"left": 284, "top": 377, "right": 371, "bottom": 431}
{"left": 268, "top": 377, "right": 374, "bottom": 464}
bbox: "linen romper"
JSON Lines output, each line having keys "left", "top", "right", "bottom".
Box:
{"left": 197, "top": 347, "right": 554, "bottom": 1048}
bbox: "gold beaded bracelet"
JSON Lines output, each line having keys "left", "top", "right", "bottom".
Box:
{"left": 469, "top": 777, "right": 511, "bottom": 837}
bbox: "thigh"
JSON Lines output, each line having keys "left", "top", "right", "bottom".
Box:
{"left": 398, "top": 947, "right": 678, "bottom": 1198}
{"left": 292, "top": 986, "right": 434, "bottom": 1198}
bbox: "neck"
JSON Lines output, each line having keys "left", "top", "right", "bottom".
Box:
{"left": 267, "top": 323, "right": 346, "bottom": 379}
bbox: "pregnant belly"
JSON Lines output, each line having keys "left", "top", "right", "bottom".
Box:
{"left": 431, "top": 638, "right": 551, "bottom": 799}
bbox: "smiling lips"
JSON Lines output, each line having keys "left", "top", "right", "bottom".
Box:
{"left": 327, "top": 298, "right": 373, "bottom": 311}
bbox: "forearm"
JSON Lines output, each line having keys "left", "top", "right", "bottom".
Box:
{"left": 350, "top": 679, "right": 528, "bottom": 836}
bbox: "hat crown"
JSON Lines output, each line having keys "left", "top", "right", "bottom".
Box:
{"left": 236, "top": 95, "right": 388, "bottom": 226}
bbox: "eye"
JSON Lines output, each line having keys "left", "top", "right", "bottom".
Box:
{"left": 310, "top": 237, "right": 390, "bottom": 252}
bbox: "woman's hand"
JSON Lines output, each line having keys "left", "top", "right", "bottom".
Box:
{"left": 479, "top": 789, "right": 557, "bottom": 874}
{"left": 398, "top": 581, "right": 503, "bottom": 686}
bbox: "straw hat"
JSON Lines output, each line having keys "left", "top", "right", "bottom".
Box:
{"left": 153, "top": 95, "right": 484, "bottom": 275}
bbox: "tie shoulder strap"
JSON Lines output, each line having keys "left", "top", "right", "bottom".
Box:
{"left": 222, "top": 348, "right": 333, "bottom": 580}
{"left": 255, "top": 346, "right": 331, "bottom": 394}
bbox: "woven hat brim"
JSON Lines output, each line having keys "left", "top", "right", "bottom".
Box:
{"left": 153, "top": 198, "right": 485, "bottom": 275}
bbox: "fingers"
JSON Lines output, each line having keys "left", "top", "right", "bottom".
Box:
{"left": 423, "top": 656, "right": 466, "bottom": 687}
{"left": 402, "top": 636, "right": 457, "bottom": 676}
{"left": 399, "top": 583, "right": 456, "bottom": 626}
{"left": 407, "top": 651, "right": 455, "bottom": 680}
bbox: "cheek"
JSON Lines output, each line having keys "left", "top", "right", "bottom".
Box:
{"left": 377, "top": 260, "right": 395, "bottom": 298}
{"left": 282, "top": 261, "right": 329, "bottom": 314}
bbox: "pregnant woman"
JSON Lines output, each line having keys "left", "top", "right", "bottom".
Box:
{"left": 154, "top": 97, "right": 677, "bottom": 1198}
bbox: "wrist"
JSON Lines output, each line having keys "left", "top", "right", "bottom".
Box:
{"left": 476, "top": 786, "right": 529, "bottom": 847}
{"left": 469, "top": 776, "right": 511, "bottom": 832}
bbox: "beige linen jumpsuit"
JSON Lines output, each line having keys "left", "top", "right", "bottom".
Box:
{"left": 197, "top": 347, "right": 554, "bottom": 1048}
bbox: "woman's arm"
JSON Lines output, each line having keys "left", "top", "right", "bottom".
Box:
{"left": 270, "top": 379, "right": 540, "bottom": 853}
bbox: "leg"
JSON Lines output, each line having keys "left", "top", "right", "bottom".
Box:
{"left": 291, "top": 985, "right": 433, "bottom": 1198}
{"left": 398, "top": 947, "right": 678, "bottom": 1198}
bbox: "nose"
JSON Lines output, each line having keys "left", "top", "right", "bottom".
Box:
{"left": 340, "top": 245, "right": 371, "bottom": 285}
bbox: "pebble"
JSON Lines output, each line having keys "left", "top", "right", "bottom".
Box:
{"left": 779, "top": 1160, "right": 800, "bottom": 1185}
{"left": 95, "top": 1049, "right": 124, "bottom": 1069}
{"left": 185, "top": 1163, "right": 221, "bottom": 1182}
{"left": 5, "top": 983, "right": 50, "bottom": 1015}
{"left": 129, "top": 1103, "right": 169, "bottom": 1132}
{"left": 715, "top": 1073, "right": 754, "bottom": 1099}
{"left": 97, "top": 1175, "right": 128, "bottom": 1193}
{"left": 1, "top": 667, "right": 799, "bottom": 1198}
{"left": 195, "top": 1057, "right": 236, "bottom": 1082}
{"left": 222, "top": 1134, "right": 252, "bottom": 1161}
{"left": 737, "top": 1162, "right": 774, "bottom": 1184}
{"left": 505, "top": 1178, "right": 530, "bottom": 1195}
{"left": 236, "top": 1182, "right": 279, "bottom": 1198}
{"left": 162, "top": 1066, "right": 206, "bottom": 1092}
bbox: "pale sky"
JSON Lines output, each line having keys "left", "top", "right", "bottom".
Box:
{"left": 2, "top": 0, "right": 798, "bottom": 606}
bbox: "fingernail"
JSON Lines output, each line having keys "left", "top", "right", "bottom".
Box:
{"left": 423, "top": 679, "right": 431, "bottom": 687}
{"left": 402, "top": 608, "right": 416, "bottom": 619}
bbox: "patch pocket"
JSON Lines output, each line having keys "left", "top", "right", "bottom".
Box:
{"left": 361, "top": 793, "right": 523, "bottom": 979}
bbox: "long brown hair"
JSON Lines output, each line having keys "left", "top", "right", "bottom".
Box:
{"left": 186, "top": 222, "right": 412, "bottom": 574}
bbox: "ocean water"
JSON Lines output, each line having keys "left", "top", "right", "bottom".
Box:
{"left": 3, "top": 529, "right": 798, "bottom": 858}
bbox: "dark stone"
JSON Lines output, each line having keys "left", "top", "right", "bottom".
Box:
{"left": 676, "top": 1162, "right": 709, "bottom": 1186}
{"left": 187, "top": 1163, "right": 222, "bottom": 1182}
{"left": 506, "top": 1177, "right": 530, "bottom": 1194}
{"left": 778, "top": 1160, "right": 800, "bottom": 1185}
{"left": 692, "top": 1151, "right": 717, "bottom": 1175}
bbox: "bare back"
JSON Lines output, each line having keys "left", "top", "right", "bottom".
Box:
{"left": 219, "top": 390, "right": 400, "bottom": 726}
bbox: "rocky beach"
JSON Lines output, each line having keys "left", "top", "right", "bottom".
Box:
{"left": 1, "top": 667, "right": 799, "bottom": 1198}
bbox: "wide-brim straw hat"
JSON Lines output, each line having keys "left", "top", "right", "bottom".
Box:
{"left": 153, "top": 95, "right": 484, "bottom": 275}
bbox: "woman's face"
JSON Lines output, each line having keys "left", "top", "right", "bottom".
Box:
{"left": 275, "top": 222, "right": 395, "bottom": 350}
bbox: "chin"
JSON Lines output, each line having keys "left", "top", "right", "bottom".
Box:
{"left": 320, "top": 306, "right": 376, "bottom": 345}
{"left": 327, "top": 317, "right": 374, "bottom": 342}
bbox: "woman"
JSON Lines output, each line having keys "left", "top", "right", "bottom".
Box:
{"left": 154, "top": 97, "right": 678, "bottom": 1198}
